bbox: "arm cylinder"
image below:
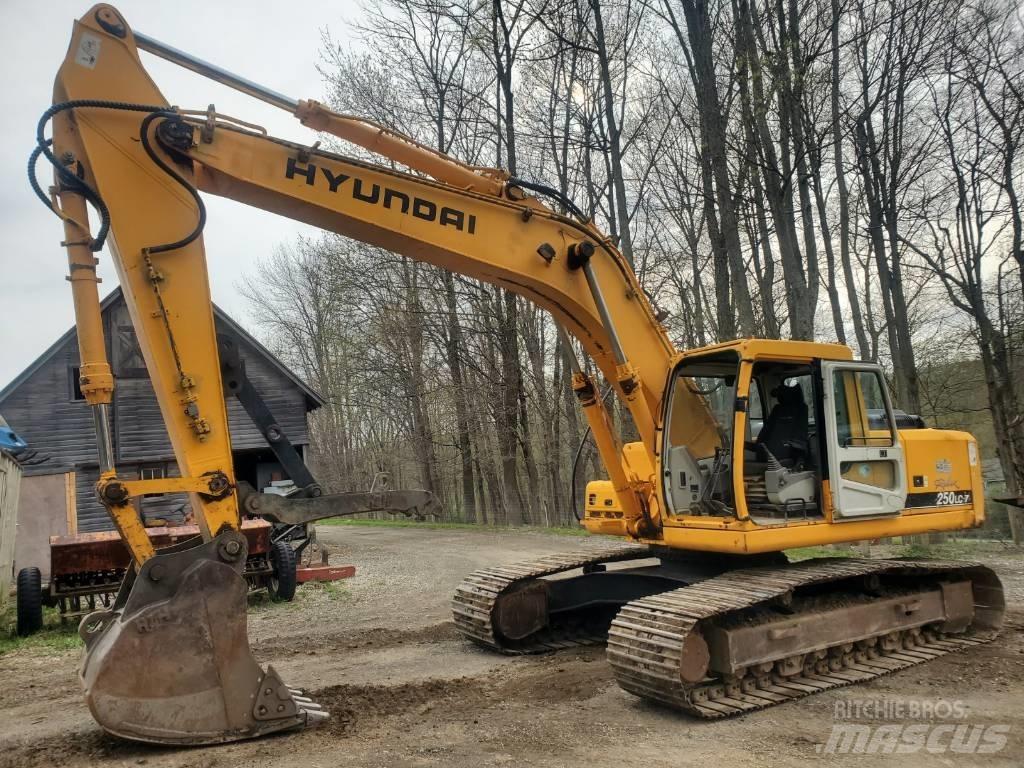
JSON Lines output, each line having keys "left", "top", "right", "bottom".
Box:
{"left": 133, "top": 30, "right": 506, "bottom": 196}
{"left": 134, "top": 31, "right": 298, "bottom": 111}
{"left": 55, "top": 166, "right": 155, "bottom": 563}
{"left": 581, "top": 260, "right": 627, "bottom": 365}
{"left": 57, "top": 183, "right": 114, "bottom": 409}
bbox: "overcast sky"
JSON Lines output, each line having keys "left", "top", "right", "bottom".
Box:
{"left": 0, "top": 0, "right": 360, "bottom": 388}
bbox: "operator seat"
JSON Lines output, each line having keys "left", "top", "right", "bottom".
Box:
{"left": 749, "top": 384, "right": 809, "bottom": 468}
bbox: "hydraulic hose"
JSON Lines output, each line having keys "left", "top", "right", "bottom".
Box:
{"left": 137, "top": 111, "right": 206, "bottom": 254}
{"left": 33, "top": 100, "right": 167, "bottom": 250}
{"left": 509, "top": 176, "right": 587, "bottom": 222}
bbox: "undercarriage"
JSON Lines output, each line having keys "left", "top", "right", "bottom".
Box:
{"left": 452, "top": 547, "right": 1005, "bottom": 716}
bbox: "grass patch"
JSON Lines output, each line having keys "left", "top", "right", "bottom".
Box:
{"left": 898, "top": 542, "right": 948, "bottom": 559}
{"left": 786, "top": 544, "right": 862, "bottom": 561}
{"left": 891, "top": 538, "right": 998, "bottom": 560}
{"left": 248, "top": 579, "right": 350, "bottom": 614}
{"left": 787, "top": 537, "right": 1018, "bottom": 563}
{"left": 0, "top": 604, "right": 82, "bottom": 656}
{"left": 299, "top": 580, "right": 350, "bottom": 601}
{"left": 318, "top": 517, "right": 590, "bottom": 536}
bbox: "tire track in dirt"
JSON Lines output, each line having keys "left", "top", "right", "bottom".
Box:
{"left": 251, "top": 620, "right": 460, "bottom": 659}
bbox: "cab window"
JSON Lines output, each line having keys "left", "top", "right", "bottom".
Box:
{"left": 663, "top": 352, "right": 739, "bottom": 515}
{"left": 666, "top": 357, "right": 737, "bottom": 460}
{"left": 832, "top": 369, "right": 895, "bottom": 448}
{"left": 748, "top": 381, "right": 764, "bottom": 440}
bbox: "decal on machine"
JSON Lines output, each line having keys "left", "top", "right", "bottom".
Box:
{"left": 905, "top": 490, "right": 973, "bottom": 508}
{"left": 285, "top": 158, "right": 478, "bottom": 234}
{"left": 75, "top": 32, "right": 101, "bottom": 69}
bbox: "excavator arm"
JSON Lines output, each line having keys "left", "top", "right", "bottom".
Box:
{"left": 35, "top": 5, "right": 718, "bottom": 745}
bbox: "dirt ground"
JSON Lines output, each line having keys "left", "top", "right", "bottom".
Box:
{"left": 1, "top": 526, "right": 1022, "bottom": 768}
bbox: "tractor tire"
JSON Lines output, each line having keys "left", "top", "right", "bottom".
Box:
{"left": 16, "top": 567, "right": 43, "bottom": 636}
{"left": 267, "top": 540, "right": 297, "bottom": 602}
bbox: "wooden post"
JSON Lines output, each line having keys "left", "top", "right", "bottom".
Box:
{"left": 65, "top": 471, "right": 77, "bottom": 536}
{"left": 0, "top": 451, "right": 23, "bottom": 608}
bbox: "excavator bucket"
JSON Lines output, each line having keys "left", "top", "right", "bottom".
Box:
{"left": 77, "top": 530, "right": 325, "bottom": 745}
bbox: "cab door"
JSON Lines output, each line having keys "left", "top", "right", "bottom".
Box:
{"left": 821, "top": 362, "right": 907, "bottom": 519}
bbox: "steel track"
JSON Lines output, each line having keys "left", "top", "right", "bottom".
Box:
{"left": 453, "top": 549, "right": 1004, "bottom": 715}
{"left": 608, "top": 557, "right": 1004, "bottom": 717}
{"left": 451, "top": 543, "right": 649, "bottom": 653}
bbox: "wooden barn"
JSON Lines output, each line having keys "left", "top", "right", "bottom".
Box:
{"left": 0, "top": 288, "right": 324, "bottom": 578}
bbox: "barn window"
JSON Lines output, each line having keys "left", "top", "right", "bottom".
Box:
{"left": 140, "top": 464, "right": 166, "bottom": 497}
{"left": 140, "top": 465, "right": 165, "bottom": 481}
{"left": 110, "top": 305, "right": 147, "bottom": 377}
{"left": 69, "top": 366, "right": 85, "bottom": 401}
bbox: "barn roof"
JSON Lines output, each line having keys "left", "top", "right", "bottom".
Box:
{"left": 0, "top": 287, "right": 325, "bottom": 411}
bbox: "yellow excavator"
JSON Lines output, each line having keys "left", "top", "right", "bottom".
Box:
{"left": 33, "top": 4, "right": 1004, "bottom": 745}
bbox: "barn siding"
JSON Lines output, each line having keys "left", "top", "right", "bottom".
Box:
{"left": 75, "top": 462, "right": 189, "bottom": 533}
{"left": 1, "top": 292, "right": 319, "bottom": 534}
{"left": 226, "top": 341, "right": 311, "bottom": 449}
{"left": 115, "top": 377, "right": 174, "bottom": 459}
{"left": 112, "top": 339, "right": 310, "bottom": 455}
{"left": 75, "top": 466, "right": 106, "bottom": 533}
{"left": 0, "top": 342, "right": 100, "bottom": 477}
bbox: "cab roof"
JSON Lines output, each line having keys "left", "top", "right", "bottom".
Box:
{"left": 674, "top": 338, "right": 856, "bottom": 363}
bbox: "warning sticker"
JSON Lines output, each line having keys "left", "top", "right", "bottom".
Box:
{"left": 75, "top": 32, "right": 101, "bottom": 69}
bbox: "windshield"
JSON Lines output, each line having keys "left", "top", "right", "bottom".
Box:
{"left": 666, "top": 356, "right": 738, "bottom": 461}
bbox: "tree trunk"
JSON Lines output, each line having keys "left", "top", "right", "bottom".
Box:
{"left": 591, "top": 0, "right": 635, "bottom": 267}
{"left": 442, "top": 272, "right": 477, "bottom": 521}
{"left": 831, "top": 0, "right": 870, "bottom": 357}
{"left": 673, "top": 0, "right": 756, "bottom": 336}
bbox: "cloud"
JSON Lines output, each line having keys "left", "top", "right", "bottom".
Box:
{"left": 0, "top": 0, "right": 357, "bottom": 388}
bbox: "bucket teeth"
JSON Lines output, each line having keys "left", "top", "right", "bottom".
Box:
{"left": 295, "top": 696, "right": 327, "bottom": 718}
{"left": 277, "top": 677, "right": 324, "bottom": 713}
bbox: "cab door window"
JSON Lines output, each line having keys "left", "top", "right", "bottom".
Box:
{"left": 747, "top": 380, "right": 764, "bottom": 440}
{"left": 831, "top": 368, "right": 899, "bottom": 492}
{"left": 832, "top": 369, "right": 894, "bottom": 448}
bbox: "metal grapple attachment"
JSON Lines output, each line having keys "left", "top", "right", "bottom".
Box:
{"left": 78, "top": 530, "right": 327, "bottom": 745}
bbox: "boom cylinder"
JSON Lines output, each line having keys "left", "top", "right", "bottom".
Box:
{"left": 556, "top": 324, "right": 583, "bottom": 376}
{"left": 570, "top": 242, "right": 658, "bottom": 451}
{"left": 57, "top": 176, "right": 115, "bottom": 475}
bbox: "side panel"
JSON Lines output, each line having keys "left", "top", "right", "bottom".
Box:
{"left": 0, "top": 453, "right": 24, "bottom": 600}
{"left": 901, "top": 429, "right": 983, "bottom": 517}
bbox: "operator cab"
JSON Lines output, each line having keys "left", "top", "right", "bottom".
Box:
{"left": 661, "top": 342, "right": 908, "bottom": 525}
